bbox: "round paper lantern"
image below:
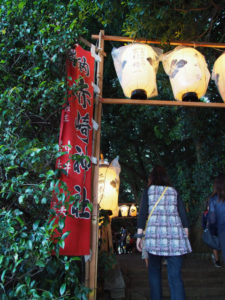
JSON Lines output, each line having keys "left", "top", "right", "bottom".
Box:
{"left": 129, "top": 204, "right": 137, "bottom": 217}
{"left": 98, "top": 157, "right": 121, "bottom": 218}
{"left": 112, "top": 43, "right": 163, "bottom": 99}
{"left": 120, "top": 205, "right": 129, "bottom": 217}
{"left": 162, "top": 46, "right": 210, "bottom": 101}
{"left": 212, "top": 52, "right": 225, "bottom": 102}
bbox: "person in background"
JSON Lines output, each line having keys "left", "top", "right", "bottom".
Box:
{"left": 119, "top": 226, "right": 127, "bottom": 254}
{"left": 208, "top": 174, "right": 225, "bottom": 266}
{"left": 125, "top": 231, "right": 131, "bottom": 253}
{"left": 129, "top": 234, "right": 136, "bottom": 253}
{"left": 136, "top": 165, "right": 192, "bottom": 300}
{"left": 202, "top": 200, "right": 221, "bottom": 267}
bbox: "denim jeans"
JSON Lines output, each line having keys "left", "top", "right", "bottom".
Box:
{"left": 219, "top": 230, "right": 225, "bottom": 265}
{"left": 148, "top": 253, "right": 186, "bottom": 300}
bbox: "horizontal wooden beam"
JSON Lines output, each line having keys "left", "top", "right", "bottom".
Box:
{"left": 101, "top": 98, "right": 225, "bottom": 108}
{"left": 91, "top": 34, "right": 225, "bottom": 49}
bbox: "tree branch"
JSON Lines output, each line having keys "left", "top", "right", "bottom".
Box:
{"left": 173, "top": 0, "right": 221, "bottom": 13}
{"left": 195, "top": 3, "right": 221, "bottom": 41}
{"left": 174, "top": 6, "right": 211, "bottom": 13}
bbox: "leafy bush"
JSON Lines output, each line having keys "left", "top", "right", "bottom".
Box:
{"left": 0, "top": 208, "right": 90, "bottom": 299}
{"left": 0, "top": 0, "right": 103, "bottom": 298}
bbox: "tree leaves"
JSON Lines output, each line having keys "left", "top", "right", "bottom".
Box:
{"left": 0, "top": 0, "right": 102, "bottom": 298}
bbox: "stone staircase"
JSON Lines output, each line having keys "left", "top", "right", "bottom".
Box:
{"left": 116, "top": 253, "right": 225, "bottom": 300}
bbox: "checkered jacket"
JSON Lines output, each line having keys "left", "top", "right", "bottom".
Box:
{"left": 144, "top": 185, "right": 192, "bottom": 256}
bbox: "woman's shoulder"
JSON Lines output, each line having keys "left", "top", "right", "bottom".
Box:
{"left": 167, "top": 186, "right": 178, "bottom": 196}
{"left": 209, "top": 194, "right": 218, "bottom": 203}
{"left": 148, "top": 185, "right": 177, "bottom": 195}
{"left": 209, "top": 195, "right": 220, "bottom": 210}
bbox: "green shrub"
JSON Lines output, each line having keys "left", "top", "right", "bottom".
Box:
{"left": 0, "top": 208, "right": 89, "bottom": 299}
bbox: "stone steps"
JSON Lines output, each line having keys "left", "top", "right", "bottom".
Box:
{"left": 117, "top": 253, "right": 225, "bottom": 300}
{"left": 127, "top": 286, "right": 225, "bottom": 299}
{"left": 132, "top": 277, "right": 225, "bottom": 287}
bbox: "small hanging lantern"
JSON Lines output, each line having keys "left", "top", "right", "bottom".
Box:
{"left": 212, "top": 52, "right": 225, "bottom": 102}
{"left": 129, "top": 204, "right": 137, "bottom": 217}
{"left": 112, "top": 43, "right": 163, "bottom": 99}
{"left": 98, "top": 156, "right": 121, "bottom": 218}
{"left": 162, "top": 46, "right": 210, "bottom": 101}
{"left": 120, "top": 205, "right": 129, "bottom": 217}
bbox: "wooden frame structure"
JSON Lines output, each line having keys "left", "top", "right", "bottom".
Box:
{"left": 88, "top": 30, "right": 225, "bottom": 300}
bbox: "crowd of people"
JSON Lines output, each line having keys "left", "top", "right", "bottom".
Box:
{"left": 112, "top": 226, "right": 136, "bottom": 254}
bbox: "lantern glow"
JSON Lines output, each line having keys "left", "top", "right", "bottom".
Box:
{"left": 98, "top": 157, "right": 121, "bottom": 218}
{"left": 162, "top": 46, "right": 210, "bottom": 101}
{"left": 112, "top": 43, "right": 163, "bottom": 99}
{"left": 129, "top": 204, "right": 137, "bottom": 217}
{"left": 212, "top": 52, "right": 225, "bottom": 102}
{"left": 120, "top": 205, "right": 129, "bottom": 217}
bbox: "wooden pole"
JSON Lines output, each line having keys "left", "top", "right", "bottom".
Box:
{"left": 89, "top": 30, "right": 105, "bottom": 300}
{"left": 91, "top": 34, "right": 225, "bottom": 48}
{"left": 100, "top": 98, "right": 225, "bottom": 108}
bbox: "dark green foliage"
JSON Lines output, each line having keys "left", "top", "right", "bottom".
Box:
{"left": 0, "top": 0, "right": 101, "bottom": 298}
{"left": 0, "top": 209, "right": 89, "bottom": 299}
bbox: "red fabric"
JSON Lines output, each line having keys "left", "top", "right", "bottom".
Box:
{"left": 51, "top": 45, "right": 94, "bottom": 256}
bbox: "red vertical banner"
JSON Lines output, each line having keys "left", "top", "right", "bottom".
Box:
{"left": 51, "top": 45, "right": 95, "bottom": 256}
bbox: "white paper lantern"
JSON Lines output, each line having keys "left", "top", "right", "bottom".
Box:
{"left": 98, "top": 157, "right": 121, "bottom": 218}
{"left": 112, "top": 43, "right": 163, "bottom": 99}
{"left": 120, "top": 205, "right": 129, "bottom": 217}
{"left": 162, "top": 46, "right": 210, "bottom": 101}
{"left": 212, "top": 52, "right": 225, "bottom": 102}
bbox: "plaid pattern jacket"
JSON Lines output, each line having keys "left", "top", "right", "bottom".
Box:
{"left": 144, "top": 185, "right": 192, "bottom": 256}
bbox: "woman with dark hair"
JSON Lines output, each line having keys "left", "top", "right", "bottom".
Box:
{"left": 208, "top": 174, "right": 225, "bottom": 265}
{"left": 136, "top": 165, "right": 191, "bottom": 300}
